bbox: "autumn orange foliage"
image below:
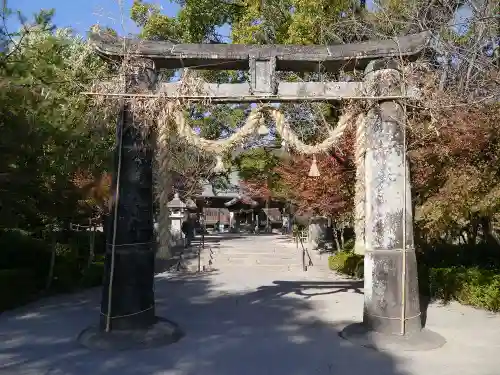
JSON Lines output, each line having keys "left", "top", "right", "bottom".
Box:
{"left": 243, "top": 128, "right": 356, "bottom": 219}
{"left": 242, "top": 103, "right": 500, "bottom": 236}
{"left": 72, "top": 170, "right": 112, "bottom": 218}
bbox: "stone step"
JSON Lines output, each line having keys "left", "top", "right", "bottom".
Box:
{"left": 212, "top": 256, "right": 303, "bottom": 267}
{"left": 176, "top": 255, "right": 212, "bottom": 273}
{"left": 176, "top": 257, "right": 307, "bottom": 273}
{"left": 212, "top": 263, "right": 306, "bottom": 272}
{"left": 213, "top": 252, "right": 301, "bottom": 260}
{"left": 210, "top": 252, "right": 299, "bottom": 260}
{"left": 208, "top": 248, "right": 300, "bottom": 256}
{"left": 171, "top": 244, "right": 314, "bottom": 273}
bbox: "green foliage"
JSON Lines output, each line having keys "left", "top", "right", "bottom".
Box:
{"left": 231, "top": 0, "right": 357, "bottom": 45}
{"left": 80, "top": 261, "right": 105, "bottom": 288}
{"left": 131, "top": 0, "right": 242, "bottom": 43}
{"left": 0, "top": 269, "right": 38, "bottom": 311}
{"left": 0, "top": 229, "right": 51, "bottom": 285}
{"left": 329, "top": 245, "right": 500, "bottom": 312}
{"left": 189, "top": 103, "right": 247, "bottom": 140}
{"left": 0, "top": 228, "right": 106, "bottom": 311}
{"left": 235, "top": 148, "right": 280, "bottom": 180}
{"left": 417, "top": 242, "right": 500, "bottom": 270}
{"left": 428, "top": 267, "right": 500, "bottom": 312}
{"left": 328, "top": 250, "right": 363, "bottom": 278}
{"left": 0, "top": 10, "right": 113, "bottom": 230}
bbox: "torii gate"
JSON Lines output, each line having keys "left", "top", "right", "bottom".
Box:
{"left": 83, "top": 31, "right": 444, "bottom": 349}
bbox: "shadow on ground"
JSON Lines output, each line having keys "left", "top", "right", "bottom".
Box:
{"left": 0, "top": 272, "right": 410, "bottom": 375}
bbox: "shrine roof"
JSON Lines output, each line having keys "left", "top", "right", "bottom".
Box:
{"left": 224, "top": 195, "right": 258, "bottom": 207}
{"left": 199, "top": 171, "right": 242, "bottom": 199}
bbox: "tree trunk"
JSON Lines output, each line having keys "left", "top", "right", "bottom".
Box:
{"left": 87, "top": 224, "right": 96, "bottom": 270}
{"left": 340, "top": 225, "right": 345, "bottom": 249}
{"left": 333, "top": 226, "right": 341, "bottom": 251}
{"left": 468, "top": 220, "right": 479, "bottom": 245}
{"left": 480, "top": 216, "right": 497, "bottom": 244}
{"left": 45, "top": 231, "right": 56, "bottom": 291}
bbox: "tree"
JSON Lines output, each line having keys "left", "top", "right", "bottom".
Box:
{"left": 410, "top": 103, "right": 500, "bottom": 244}
{"left": 0, "top": 10, "right": 113, "bottom": 231}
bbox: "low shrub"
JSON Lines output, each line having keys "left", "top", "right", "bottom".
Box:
{"left": 0, "top": 269, "right": 38, "bottom": 311}
{"left": 429, "top": 267, "right": 500, "bottom": 311}
{"left": 418, "top": 243, "right": 500, "bottom": 270}
{"left": 80, "top": 261, "right": 105, "bottom": 288}
{"left": 0, "top": 229, "right": 51, "bottom": 287}
{"left": 329, "top": 250, "right": 500, "bottom": 312}
{"left": 0, "top": 228, "right": 107, "bottom": 311}
{"left": 328, "top": 251, "right": 363, "bottom": 278}
{"left": 342, "top": 238, "right": 355, "bottom": 252}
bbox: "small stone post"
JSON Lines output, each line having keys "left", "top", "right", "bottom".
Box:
{"left": 100, "top": 61, "right": 158, "bottom": 331}
{"left": 362, "top": 59, "right": 421, "bottom": 335}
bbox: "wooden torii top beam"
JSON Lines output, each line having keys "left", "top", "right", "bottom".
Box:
{"left": 89, "top": 32, "right": 430, "bottom": 72}
{"left": 88, "top": 32, "right": 431, "bottom": 102}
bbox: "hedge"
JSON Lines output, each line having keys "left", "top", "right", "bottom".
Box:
{"left": 0, "top": 229, "right": 52, "bottom": 288}
{"left": 0, "top": 269, "right": 39, "bottom": 311}
{"left": 80, "top": 261, "right": 105, "bottom": 288}
{"left": 328, "top": 250, "right": 500, "bottom": 312}
{"left": 0, "top": 229, "right": 106, "bottom": 312}
{"left": 427, "top": 267, "right": 500, "bottom": 311}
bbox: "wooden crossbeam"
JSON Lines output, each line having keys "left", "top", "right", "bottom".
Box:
{"left": 88, "top": 81, "right": 419, "bottom": 102}
{"left": 89, "top": 32, "right": 431, "bottom": 73}
{"left": 156, "top": 81, "right": 418, "bottom": 102}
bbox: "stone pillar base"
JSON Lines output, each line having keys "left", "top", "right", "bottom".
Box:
{"left": 78, "top": 316, "right": 183, "bottom": 351}
{"left": 340, "top": 323, "right": 446, "bottom": 352}
{"left": 363, "top": 248, "right": 422, "bottom": 335}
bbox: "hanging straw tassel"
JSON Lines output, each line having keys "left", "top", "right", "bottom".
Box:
{"left": 308, "top": 155, "right": 320, "bottom": 177}
{"left": 281, "top": 140, "right": 288, "bottom": 152}
{"left": 257, "top": 115, "right": 269, "bottom": 136}
{"left": 213, "top": 155, "right": 226, "bottom": 174}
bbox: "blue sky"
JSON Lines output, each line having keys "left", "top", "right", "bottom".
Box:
{"left": 8, "top": 0, "right": 470, "bottom": 39}
{"left": 8, "top": 0, "right": 376, "bottom": 38}
{"left": 7, "top": 0, "right": 177, "bottom": 36}
{"left": 8, "top": 0, "right": 236, "bottom": 40}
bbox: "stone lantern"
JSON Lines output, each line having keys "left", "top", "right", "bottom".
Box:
{"left": 167, "top": 192, "right": 186, "bottom": 246}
